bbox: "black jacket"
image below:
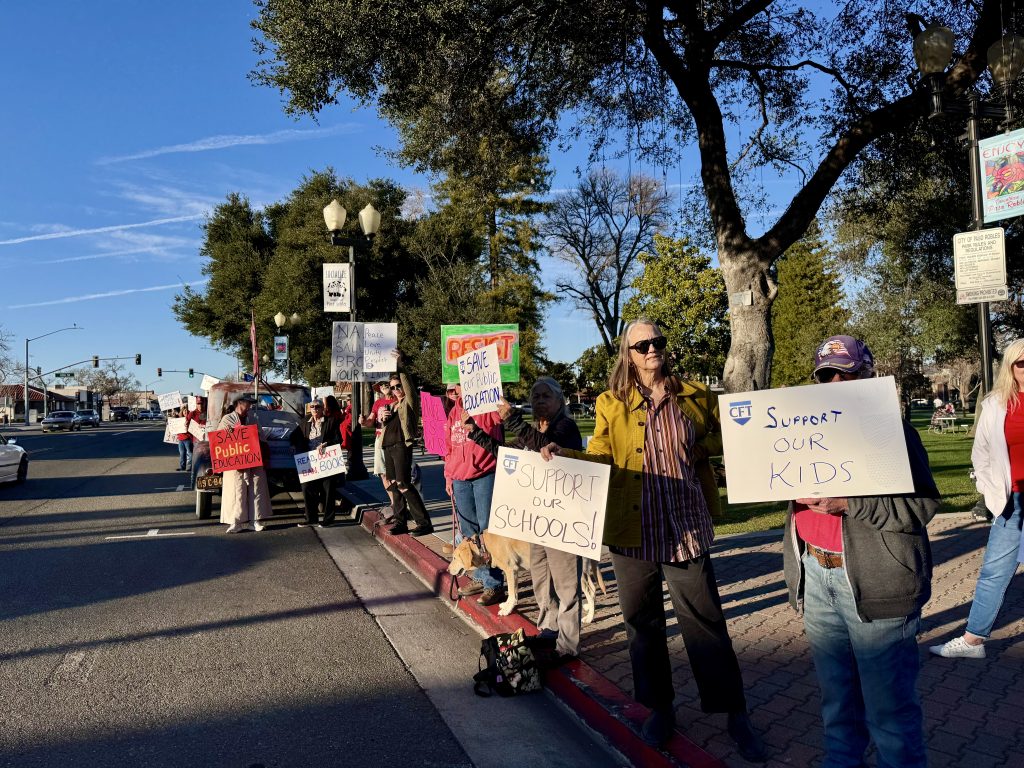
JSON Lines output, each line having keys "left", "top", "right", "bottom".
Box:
{"left": 291, "top": 413, "right": 341, "bottom": 454}
{"left": 468, "top": 409, "right": 583, "bottom": 456}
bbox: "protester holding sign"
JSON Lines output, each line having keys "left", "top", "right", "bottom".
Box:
{"left": 174, "top": 406, "right": 193, "bottom": 474}
{"left": 361, "top": 382, "right": 400, "bottom": 518}
{"left": 185, "top": 397, "right": 206, "bottom": 489}
{"left": 291, "top": 397, "right": 345, "bottom": 528}
{"left": 540, "top": 319, "right": 763, "bottom": 758}
{"left": 218, "top": 393, "right": 272, "bottom": 533}
{"left": 784, "top": 335, "right": 938, "bottom": 768}
{"left": 381, "top": 361, "right": 433, "bottom": 536}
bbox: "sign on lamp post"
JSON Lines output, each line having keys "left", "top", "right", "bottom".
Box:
{"left": 953, "top": 228, "right": 1008, "bottom": 305}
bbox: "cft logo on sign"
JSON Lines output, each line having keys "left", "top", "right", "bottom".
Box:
{"left": 502, "top": 453, "right": 519, "bottom": 475}
{"left": 728, "top": 400, "right": 753, "bottom": 425}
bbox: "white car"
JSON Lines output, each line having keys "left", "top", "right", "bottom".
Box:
{"left": 0, "top": 431, "right": 28, "bottom": 483}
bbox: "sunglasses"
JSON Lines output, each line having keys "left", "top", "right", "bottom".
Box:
{"left": 311, "top": 404, "right": 323, "bottom": 409}
{"left": 1013, "top": 360, "right": 1024, "bottom": 369}
{"left": 628, "top": 336, "right": 668, "bottom": 354}
{"left": 390, "top": 383, "right": 403, "bottom": 390}
{"left": 814, "top": 368, "right": 860, "bottom": 383}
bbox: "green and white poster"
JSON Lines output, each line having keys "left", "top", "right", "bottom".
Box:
{"left": 440, "top": 324, "right": 519, "bottom": 384}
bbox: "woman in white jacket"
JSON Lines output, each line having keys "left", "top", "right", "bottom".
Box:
{"left": 930, "top": 339, "right": 1024, "bottom": 659}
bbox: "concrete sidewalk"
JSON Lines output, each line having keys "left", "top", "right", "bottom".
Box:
{"left": 345, "top": 450, "right": 1024, "bottom": 767}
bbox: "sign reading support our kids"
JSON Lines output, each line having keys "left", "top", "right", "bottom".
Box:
{"left": 720, "top": 376, "right": 913, "bottom": 504}
{"left": 490, "top": 447, "right": 609, "bottom": 560}
{"left": 457, "top": 343, "right": 503, "bottom": 415}
{"left": 441, "top": 324, "right": 519, "bottom": 384}
{"left": 294, "top": 444, "right": 348, "bottom": 484}
{"left": 208, "top": 424, "right": 263, "bottom": 473}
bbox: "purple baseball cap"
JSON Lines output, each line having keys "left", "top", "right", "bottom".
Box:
{"left": 812, "top": 335, "right": 874, "bottom": 377}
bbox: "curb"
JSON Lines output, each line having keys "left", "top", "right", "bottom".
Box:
{"left": 360, "top": 508, "right": 727, "bottom": 768}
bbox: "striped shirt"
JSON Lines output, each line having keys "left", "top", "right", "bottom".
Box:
{"left": 611, "top": 389, "right": 714, "bottom": 563}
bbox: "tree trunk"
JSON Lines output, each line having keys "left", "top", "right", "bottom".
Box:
{"left": 720, "top": 252, "right": 777, "bottom": 393}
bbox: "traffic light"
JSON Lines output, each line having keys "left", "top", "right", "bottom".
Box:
{"left": 92, "top": 356, "right": 99, "bottom": 368}
{"left": 157, "top": 367, "right": 162, "bottom": 377}
{"left": 36, "top": 366, "right": 41, "bottom": 376}
{"left": 135, "top": 354, "right": 141, "bottom": 365}
{"left": 188, "top": 368, "right": 194, "bottom": 378}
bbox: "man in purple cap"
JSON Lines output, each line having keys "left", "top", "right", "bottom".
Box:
{"left": 782, "top": 334, "right": 939, "bottom": 768}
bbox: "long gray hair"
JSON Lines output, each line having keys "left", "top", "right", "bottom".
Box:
{"left": 533, "top": 376, "right": 567, "bottom": 420}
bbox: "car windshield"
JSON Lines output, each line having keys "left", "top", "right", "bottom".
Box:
{"left": 51, "top": 411, "right": 74, "bottom": 417}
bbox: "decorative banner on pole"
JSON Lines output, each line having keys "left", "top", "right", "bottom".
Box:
{"left": 719, "top": 376, "right": 914, "bottom": 503}
{"left": 490, "top": 447, "right": 610, "bottom": 560}
{"left": 199, "top": 374, "right": 220, "bottom": 392}
{"left": 363, "top": 323, "right": 398, "bottom": 373}
{"left": 980, "top": 127, "right": 1024, "bottom": 223}
{"left": 294, "top": 444, "right": 348, "bottom": 483}
{"left": 441, "top": 324, "right": 520, "bottom": 384}
{"left": 419, "top": 391, "right": 449, "bottom": 457}
{"left": 208, "top": 424, "right": 263, "bottom": 473}
{"left": 323, "top": 263, "right": 352, "bottom": 312}
{"left": 330, "top": 321, "right": 364, "bottom": 381}
{"left": 274, "top": 335, "right": 288, "bottom": 361}
{"left": 458, "top": 343, "right": 503, "bottom": 415}
{"left": 158, "top": 391, "right": 183, "bottom": 412}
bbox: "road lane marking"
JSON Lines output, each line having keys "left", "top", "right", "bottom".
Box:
{"left": 105, "top": 529, "right": 196, "bottom": 540}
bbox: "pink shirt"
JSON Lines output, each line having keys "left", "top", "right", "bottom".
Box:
{"left": 443, "top": 400, "right": 502, "bottom": 481}
{"left": 793, "top": 502, "right": 843, "bottom": 552}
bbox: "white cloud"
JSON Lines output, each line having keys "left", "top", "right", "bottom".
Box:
{"left": 97, "top": 124, "right": 363, "bottom": 164}
{"left": 8, "top": 279, "right": 208, "bottom": 309}
{"left": 0, "top": 215, "right": 203, "bottom": 246}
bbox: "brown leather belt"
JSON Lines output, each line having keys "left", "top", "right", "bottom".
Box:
{"left": 806, "top": 543, "right": 843, "bottom": 569}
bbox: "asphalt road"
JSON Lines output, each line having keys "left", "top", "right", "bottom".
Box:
{"left": 0, "top": 423, "right": 621, "bottom": 768}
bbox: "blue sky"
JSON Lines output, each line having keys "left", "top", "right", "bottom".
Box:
{"left": 1, "top": 1, "right": 618, "bottom": 398}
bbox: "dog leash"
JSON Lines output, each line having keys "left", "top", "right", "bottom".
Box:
{"left": 447, "top": 496, "right": 463, "bottom": 602}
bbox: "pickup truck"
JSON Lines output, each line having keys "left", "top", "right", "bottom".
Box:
{"left": 192, "top": 383, "right": 311, "bottom": 519}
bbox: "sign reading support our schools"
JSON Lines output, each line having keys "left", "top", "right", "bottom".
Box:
{"left": 323, "top": 263, "right": 352, "bottom": 312}
{"left": 441, "top": 324, "right": 519, "bottom": 384}
{"left": 457, "top": 343, "right": 503, "bottom": 416}
{"left": 208, "top": 424, "right": 263, "bottom": 473}
{"left": 980, "top": 127, "right": 1024, "bottom": 224}
{"left": 489, "top": 447, "right": 609, "bottom": 560}
{"left": 720, "top": 376, "right": 913, "bottom": 504}
{"left": 294, "top": 444, "right": 348, "bottom": 484}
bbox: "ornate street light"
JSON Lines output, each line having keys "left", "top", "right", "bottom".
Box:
{"left": 273, "top": 311, "right": 300, "bottom": 384}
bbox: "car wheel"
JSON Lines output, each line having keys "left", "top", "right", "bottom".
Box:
{"left": 195, "top": 491, "right": 213, "bottom": 519}
{"left": 16, "top": 458, "right": 27, "bottom": 484}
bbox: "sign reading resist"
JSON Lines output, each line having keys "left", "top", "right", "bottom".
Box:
{"left": 294, "top": 444, "right": 347, "bottom": 484}
{"left": 208, "top": 424, "right": 263, "bottom": 473}
{"left": 489, "top": 447, "right": 609, "bottom": 560}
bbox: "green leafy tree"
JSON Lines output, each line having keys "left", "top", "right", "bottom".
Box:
{"left": 623, "top": 234, "right": 729, "bottom": 380}
{"left": 770, "top": 226, "right": 850, "bottom": 387}
{"left": 574, "top": 344, "right": 616, "bottom": 394}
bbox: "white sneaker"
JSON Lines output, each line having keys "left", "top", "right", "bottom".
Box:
{"left": 225, "top": 524, "right": 245, "bottom": 534}
{"left": 254, "top": 522, "right": 266, "bottom": 532}
{"left": 929, "top": 635, "right": 986, "bottom": 659}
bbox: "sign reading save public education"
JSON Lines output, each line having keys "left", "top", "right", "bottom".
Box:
{"left": 294, "top": 444, "right": 348, "bottom": 484}
{"left": 953, "top": 228, "right": 1008, "bottom": 304}
{"left": 457, "top": 343, "right": 503, "bottom": 416}
{"left": 720, "top": 376, "right": 913, "bottom": 504}
{"left": 441, "top": 324, "right": 519, "bottom": 384}
{"left": 208, "top": 424, "right": 263, "bottom": 473}
{"left": 490, "top": 447, "right": 609, "bottom": 560}
{"left": 980, "top": 127, "right": 1024, "bottom": 224}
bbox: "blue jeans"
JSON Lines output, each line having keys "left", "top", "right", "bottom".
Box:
{"left": 452, "top": 472, "right": 502, "bottom": 590}
{"left": 177, "top": 439, "right": 193, "bottom": 471}
{"left": 967, "top": 492, "right": 1023, "bottom": 638}
{"left": 802, "top": 554, "right": 926, "bottom": 768}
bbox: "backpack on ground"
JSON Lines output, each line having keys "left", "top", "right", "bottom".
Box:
{"left": 472, "top": 628, "right": 542, "bottom": 697}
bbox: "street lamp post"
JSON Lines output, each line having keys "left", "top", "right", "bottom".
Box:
{"left": 24, "top": 325, "right": 82, "bottom": 426}
{"left": 273, "top": 312, "right": 301, "bottom": 384}
{"left": 323, "top": 200, "right": 382, "bottom": 480}
{"left": 913, "top": 25, "right": 1024, "bottom": 396}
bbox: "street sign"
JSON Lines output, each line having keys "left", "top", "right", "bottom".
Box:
{"left": 953, "top": 228, "right": 1007, "bottom": 305}
{"left": 53, "top": 372, "right": 76, "bottom": 379}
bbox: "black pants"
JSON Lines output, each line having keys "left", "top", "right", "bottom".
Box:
{"left": 382, "top": 443, "right": 431, "bottom": 528}
{"left": 611, "top": 551, "right": 746, "bottom": 713}
{"left": 301, "top": 474, "right": 341, "bottom": 525}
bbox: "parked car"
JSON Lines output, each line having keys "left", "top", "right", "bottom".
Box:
{"left": 109, "top": 406, "right": 135, "bottom": 422}
{"left": 192, "top": 383, "right": 311, "bottom": 519}
{"left": 138, "top": 410, "right": 163, "bottom": 421}
{"left": 0, "top": 431, "right": 28, "bottom": 483}
{"left": 41, "top": 410, "right": 82, "bottom": 432}
{"left": 76, "top": 408, "right": 100, "bottom": 427}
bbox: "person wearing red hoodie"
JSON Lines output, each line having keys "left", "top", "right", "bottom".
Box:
{"left": 445, "top": 384, "right": 506, "bottom": 606}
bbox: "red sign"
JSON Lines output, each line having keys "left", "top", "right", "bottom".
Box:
{"left": 208, "top": 424, "right": 263, "bottom": 473}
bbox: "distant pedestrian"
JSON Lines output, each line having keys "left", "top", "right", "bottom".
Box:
{"left": 786, "top": 335, "right": 938, "bottom": 768}
{"left": 218, "top": 392, "right": 271, "bottom": 533}
{"left": 931, "top": 338, "right": 1024, "bottom": 660}
{"left": 175, "top": 404, "right": 193, "bottom": 473}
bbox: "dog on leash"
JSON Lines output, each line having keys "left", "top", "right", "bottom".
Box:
{"left": 448, "top": 532, "right": 607, "bottom": 620}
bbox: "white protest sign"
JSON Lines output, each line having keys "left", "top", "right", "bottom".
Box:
{"left": 187, "top": 396, "right": 198, "bottom": 411}
{"left": 489, "top": 447, "right": 609, "bottom": 560}
{"left": 188, "top": 420, "right": 207, "bottom": 442}
{"left": 158, "top": 391, "right": 183, "bottom": 412}
{"left": 457, "top": 342, "right": 503, "bottom": 415}
{"left": 720, "top": 376, "right": 914, "bottom": 503}
{"left": 167, "top": 417, "right": 187, "bottom": 435}
{"left": 323, "top": 263, "right": 352, "bottom": 312}
{"left": 363, "top": 323, "right": 398, "bottom": 373}
{"left": 199, "top": 374, "right": 220, "bottom": 393}
{"left": 311, "top": 386, "right": 334, "bottom": 400}
{"left": 294, "top": 444, "right": 348, "bottom": 484}
{"left": 330, "top": 321, "right": 364, "bottom": 381}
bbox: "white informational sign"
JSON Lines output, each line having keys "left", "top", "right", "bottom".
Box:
{"left": 311, "top": 386, "right": 334, "bottom": 400}
{"left": 274, "top": 335, "right": 289, "bottom": 361}
{"left": 186, "top": 396, "right": 198, "bottom": 411}
{"left": 954, "top": 228, "right": 1007, "bottom": 304}
{"left": 188, "top": 420, "right": 207, "bottom": 442}
{"left": 294, "top": 444, "right": 348, "bottom": 484}
{"left": 363, "top": 323, "right": 398, "bottom": 373}
{"left": 158, "top": 391, "right": 183, "bottom": 412}
{"left": 199, "top": 374, "right": 220, "bottom": 393}
{"left": 720, "top": 376, "right": 914, "bottom": 504}
{"left": 457, "top": 342, "right": 503, "bottom": 416}
{"left": 489, "top": 447, "right": 609, "bottom": 560}
{"left": 330, "top": 321, "right": 364, "bottom": 382}
{"left": 323, "top": 263, "right": 352, "bottom": 313}
{"left": 979, "top": 127, "right": 1024, "bottom": 223}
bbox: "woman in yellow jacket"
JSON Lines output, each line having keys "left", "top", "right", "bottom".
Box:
{"left": 544, "top": 319, "right": 764, "bottom": 760}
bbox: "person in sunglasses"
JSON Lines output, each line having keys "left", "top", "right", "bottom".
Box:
{"left": 539, "top": 318, "right": 763, "bottom": 759}
{"left": 930, "top": 338, "right": 1024, "bottom": 660}
{"left": 380, "top": 360, "right": 434, "bottom": 537}
{"left": 784, "top": 334, "right": 938, "bottom": 768}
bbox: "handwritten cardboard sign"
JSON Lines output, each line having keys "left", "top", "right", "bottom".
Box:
{"left": 720, "top": 376, "right": 914, "bottom": 503}
{"left": 158, "top": 391, "right": 183, "bottom": 412}
{"left": 323, "top": 263, "right": 352, "bottom": 312}
{"left": 162, "top": 421, "right": 178, "bottom": 445}
{"left": 441, "top": 324, "right": 519, "bottom": 384}
{"left": 208, "top": 424, "right": 263, "bottom": 473}
{"left": 199, "top": 374, "right": 220, "bottom": 393}
{"left": 363, "top": 323, "right": 397, "bottom": 373}
{"left": 419, "top": 391, "right": 448, "bottom": 457}
{"left": 458, "top": 343, "right": 503, "bottom": 416}
{"left": 188, "top": 420, "right": 207, "bottom": 442}
{"left": 166, "top": 417, "right": 187, "bottom": 437}
{"left": 331, "top": 321, "right": 365, "bottom": 381}
{"left": 294, "top": 444, "right": 348, "bottom": 484}
{"left": 489, "top": 447, "right": 609, "bottom": 560}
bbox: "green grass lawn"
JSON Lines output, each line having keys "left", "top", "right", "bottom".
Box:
{"left": 569, "top": 407, "right": 978, "bottom": 536}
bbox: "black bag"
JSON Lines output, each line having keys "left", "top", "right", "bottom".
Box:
{"left": 473, "top": 628, "right": 542, "bottom": 697}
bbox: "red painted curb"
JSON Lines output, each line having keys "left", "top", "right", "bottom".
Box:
{"left": 361, "top": 509, "right": 726, "bottom": 768}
